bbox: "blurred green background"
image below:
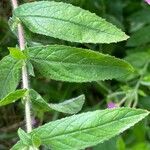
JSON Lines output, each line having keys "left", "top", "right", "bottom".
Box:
{"left": 0, "top": 0, "right": 150, "bottom": 149}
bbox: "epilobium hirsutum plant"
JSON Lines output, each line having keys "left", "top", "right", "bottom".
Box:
{"left": 0, "top": 0, "right": 149, "bottom": 149}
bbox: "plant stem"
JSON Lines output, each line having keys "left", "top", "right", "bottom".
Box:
{"left": 132, "top": 61, "right": 149, "bottom": 108}
{"left": 11, "top": 0, "right": 32, "bottom": 133}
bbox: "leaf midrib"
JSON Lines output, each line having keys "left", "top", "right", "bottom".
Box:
{"left": 31, "top": 57, "right": 125, "bottom": 69}
{"left": 18, "top": 15, "right": 119, "bottom": 37}
{"left": 34, "top": 110, "right": 147, "bottom": 141}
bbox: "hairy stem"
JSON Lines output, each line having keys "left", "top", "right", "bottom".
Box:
{"left": 11, "top": 0, "right": 32, "bottom": 133}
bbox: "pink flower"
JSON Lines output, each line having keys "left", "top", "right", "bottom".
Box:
{"left": 145, "top": 0, "right": 150, "bottom": 4}
{"left": 107, "top": 102, "right": 116, "bottom": 109}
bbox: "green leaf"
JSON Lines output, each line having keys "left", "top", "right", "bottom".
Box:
{"left": 30, "top": 89, "right": 85, "bottom": 114}
{"left": 117, "top": 137, "right": 126, "bottom": 150}
{"left": 8, "top": 47, "right": 27, "bottom": 60}
{"left": 18, "top": 128, "right": 31, "bottom": 146}
{"left": 129, "top": 142, "right": 150, "bottom": 150}
{"left": 31, "top": 134, "right": 41, "bottom": 148}
{"left": 8, "top": 16, "right": 20, "bottom": 33}
{"left": 26, "top": 61, "right": 35, "bottom": 77}
{"left": 28, "top": 45, "right": 134, "bottom": 82}
{"left": 141, "top": 75, "right": 150, "bottom": 86}
{"left": 10, "top": 141, "right": 29, "bottom": 150}
{"left": 129, "top": 9, "right": 150, "bottom": 32}
{"left": 139, "top": 96, "right": 150, "bottom": 111}
{"left": 0, "top": 55, "right": 23, "bottom": 99}
{"left": 29, "top": 89, "right": 50, "bottom": 112}
{"left": 28, "top": 108, "right": 149, "bottom": 150}
{"left": 125, "top": 52, "right": 150, "bottom": 69}
{"left": 0, "top": 89, "right": 27, "bottom": 107}
{"left": 48, "top": 95, "right": 85, "bottom": 114}
{"left": 13, "top": 1, "right": 128, "bottom": 43}
{"left": 129, "top": 9, "right": 150, "bottom": 25}
{"left": 127, "top": 25, "right": 150, "bottom": 47}
{"left": 11, "top": 130, "right": 41, "bottom": 150}
{"left": 11, "top": 142, "right": 36, "bottom": 150}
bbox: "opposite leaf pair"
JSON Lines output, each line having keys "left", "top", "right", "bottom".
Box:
{"left": 0, "top": 89, "right": 85, "bottom": 115}
{"left": 1, "top": 1, "right": 149, "bottom": 150}
{"left": 0, "top": 44, "right": 133, "bottom": 100}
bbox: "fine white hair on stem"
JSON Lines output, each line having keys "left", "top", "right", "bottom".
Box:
{"left": 11, "top": 0, "right": 32, "bottom": 133}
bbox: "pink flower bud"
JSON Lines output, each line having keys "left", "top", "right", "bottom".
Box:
{"left": 107, "top": 102, "right": 116, "bottom": 109}
{"left": 145, "top": 0, "right": 150, "bottom": 4}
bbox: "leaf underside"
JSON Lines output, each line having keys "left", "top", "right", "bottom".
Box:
{"left": 28, "top": 45, "right": 134, "bottom": 82}
{"left": 13, "top": 1, "right": 129, "bottom": 43}
{"left": 30, "top": 89, "right": 85, "bottom": 114}
{"left": 49, "top": 95, "right": 85, "bottom": 114}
